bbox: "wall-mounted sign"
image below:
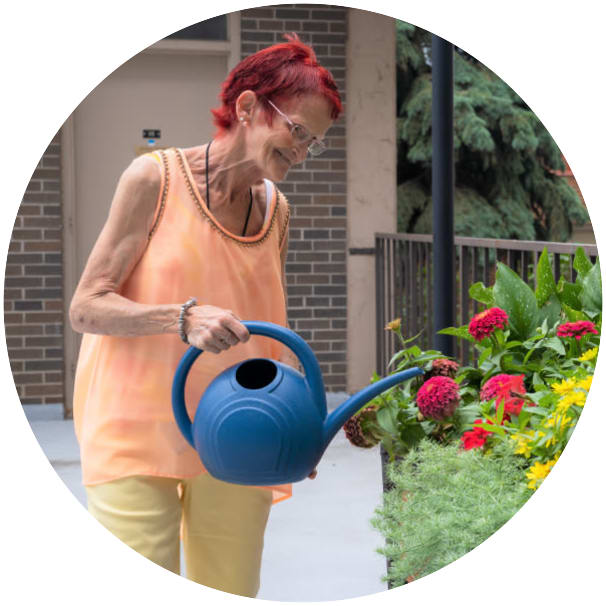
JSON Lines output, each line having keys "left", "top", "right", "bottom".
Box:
{"left": 143, "top": 129, "right": 161, "bottom": 139}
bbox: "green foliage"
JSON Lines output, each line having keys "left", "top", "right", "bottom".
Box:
{"left": 493, "top": 263, "right": 539, "bottom": 340}
{"left": 349, "top": 247, "right": 599, "bottom": 462}
{"left": 361, "top": 249, "right": 600, "bottom": 587}
{"left": 372, "top": 440, "right": 531, "bottom": 585}
{"left": 395, "top": 21, "right": 588, "bottom": 241}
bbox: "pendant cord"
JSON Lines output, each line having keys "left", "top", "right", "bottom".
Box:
{"left": 205, "top": 140, "right": 253, "bottom": 237}
{"left": 242, "top": 189, "right": 253, "bottom": 237}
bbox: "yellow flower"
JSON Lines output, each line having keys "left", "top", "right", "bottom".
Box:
{"left": 556, "top": 390, "right": 586, "bottom": 414}
{"left": 510, "top": 433, "right": 532, "bottom": 458}
{"left": 385, "top": 318, "right": 401, "bottom": 332}
{"left": 577, "top": 375, "right": 593, "bottom": 392}
{"left": 550, "top": 378, "right": 577, "bottom": 395}
{"left": 579, "top": 347, "right": 598, "bottom": 362}
{"left": 526, "top": 455, "right": 559, "bottom": 490}
{"left": 544, "top": 414, "right": 573, "bottom": 431}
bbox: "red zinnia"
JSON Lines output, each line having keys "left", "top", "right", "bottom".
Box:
{"left": 556, "top": 321, "right": 598, "bottom": 341}
{"left": 428, "top": 358, "right": 459, "bottom": 379}
{"left": 480, "top": 373, "right": 530, "bottom": 416}
{"left": 416, "top": 376, "right": 460, "bottom": 421}
{"left": 468, "top": 307, "right": 509, "bottom": 342}
{"left": 461, "top": 419, "right": 492, "bottom": 450}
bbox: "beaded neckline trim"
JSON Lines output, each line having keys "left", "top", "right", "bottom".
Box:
{"left": 175, "top": 147, "right": 281, "bottom": 247}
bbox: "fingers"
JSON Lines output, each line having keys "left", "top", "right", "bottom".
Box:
{"left": 184, "top": 305, "right": 250, "bottom": 353}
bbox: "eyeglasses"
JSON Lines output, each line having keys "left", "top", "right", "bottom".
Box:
{"left": 265, "top": 98, "right": 327, "bottom": 156}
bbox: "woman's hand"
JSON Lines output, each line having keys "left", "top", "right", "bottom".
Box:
{"left": 184, "top": 305, "right": 250, "bottom": 353}
{"left": 308, "top": 469, "right": 318, "bottom": 480}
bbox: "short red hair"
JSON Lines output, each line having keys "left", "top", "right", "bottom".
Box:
{"left": 211, "top": 33, "right": 342, "bottom": 136}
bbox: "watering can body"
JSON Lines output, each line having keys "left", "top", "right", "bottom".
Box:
{"left": 172, "top": 321, "right": 423, "bottom": 485}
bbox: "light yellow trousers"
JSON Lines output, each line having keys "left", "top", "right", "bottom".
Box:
{"left": 86, "top": 473, "right": 273, "bottom": 597}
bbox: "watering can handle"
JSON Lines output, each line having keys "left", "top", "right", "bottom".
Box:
{"left": 243, "top": 321, "right": 326, "bottom": 403}
{"left": 171, "top": 321, "right": 327, "bottom": 449}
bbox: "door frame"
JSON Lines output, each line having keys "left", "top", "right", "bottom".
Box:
{"left": 61, "top": 12, "right": 240, "bottom": 417}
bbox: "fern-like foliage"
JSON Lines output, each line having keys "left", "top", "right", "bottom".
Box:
{"left": 372, "top": 440, "right": 532, "bottom": 585}
{"left": 396, "top": 22, "right": 588, "bottom": 241}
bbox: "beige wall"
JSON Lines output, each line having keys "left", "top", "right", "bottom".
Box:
{"left": 346, "top": 10, "right": 397, "bottom": 392}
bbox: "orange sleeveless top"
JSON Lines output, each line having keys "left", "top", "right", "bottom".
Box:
{"left": 73, "top": 147, "right": 292, "bottom": 504}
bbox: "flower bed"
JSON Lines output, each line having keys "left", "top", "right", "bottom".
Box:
{"left": 344, "top": 247, "right": 601, "bottom": 582}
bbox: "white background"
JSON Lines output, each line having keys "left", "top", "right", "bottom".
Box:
{"left": 1, "top": 1, "right": 604, "bottom": 604}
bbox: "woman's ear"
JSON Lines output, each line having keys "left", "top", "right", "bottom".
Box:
{"left": 235, "top": 90, "right": 258, "bottom": 125}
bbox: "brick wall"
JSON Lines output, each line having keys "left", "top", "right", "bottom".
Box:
{"left": 4, "top": 5, "right": 349, "bottom": 405}
{"left": 241, "top": 4, "right": 348, "bottom": 391}
{"left": 4, "top": 132, "right": 64, "bottom": 405}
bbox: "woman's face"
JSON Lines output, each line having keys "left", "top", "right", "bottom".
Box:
{"left": 247, "top": 93, "right": 334, "bottom": 182}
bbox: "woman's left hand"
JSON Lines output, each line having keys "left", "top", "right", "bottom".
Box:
{"left": 308, "top": 469, "right": 318, "bottom": 480}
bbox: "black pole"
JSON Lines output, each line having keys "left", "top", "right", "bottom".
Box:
{"left": 431, "top": 35, "right": 455, "bottom": 356}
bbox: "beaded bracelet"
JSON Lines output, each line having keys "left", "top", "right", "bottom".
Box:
{"left": 178, "top": 297, "right": 197, "bottom": 344}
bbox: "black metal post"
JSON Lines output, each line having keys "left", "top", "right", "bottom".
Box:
{"left": 431, "top": 35, "right": 455, "bottom": 356}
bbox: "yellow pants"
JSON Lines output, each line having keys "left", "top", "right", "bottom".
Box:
{"left": 86, "top": 473, "right": 273, "bottom": 597}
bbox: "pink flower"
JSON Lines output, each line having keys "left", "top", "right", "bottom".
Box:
{"left": 416, "top": 376, "right": 460, "bottom": 421}
{"left": 461, "top": 419, "right": 492, "bottom": 450}
{"left": 428, "top": 358, "right": 459, "bottom": 379}
{"left": 468, "top": 307, "right": 509, "bottom": 342}
{"left": 480, "top": 374, "right": 530, "bottom": 416}
{"left": 556, "top": 321, "right": 598, "bottom": 341}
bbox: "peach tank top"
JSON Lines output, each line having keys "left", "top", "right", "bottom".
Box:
{"left": 73, "top": 147, "right": 292, "bottom": 504}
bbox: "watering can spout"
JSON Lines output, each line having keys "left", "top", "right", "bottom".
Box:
{"left": 323, "top": 367, "right": 424, "bottom": 450}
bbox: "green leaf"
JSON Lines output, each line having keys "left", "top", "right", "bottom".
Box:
{"left": 493, "top": 262, "right": 540, "bottom": 340}
{"left": 543, "top": 337, "right": 566, "bottom": 355}
{"left": 496, "top": 400, "right": 505, "bottom": 425}
{"left": 468, "top": 282, "right": 495, "bottom": 306}
{"left": 557, "top": 281, "right": 583, "bottom": 310}
{"left": 437, "top": 325, "right": 476, "bottom": 343}
{"left": 376, "top": 407, "right": 398, "bottom": 435}
{"left": 573, "top": 247, "right": 593, "bottom": 278}
{"left": 562, "top": 303, "right": 587, "bottom": 322}
{"left": 474, "top": 421, "right": 506, "bottom": 437}
{"left": 535, "top": 248, "right": 557, "bottom": 307}
{"left": 408, "top": 345, "right": 422, "bottom": 357}
{"left": 399, "top": 423, "right": 427, "bottom": 449}
{"left": 579, "top": 260, "right": 602, "bottom": 313}
{"left": 477, "top": 346, "right": 493, "bottom": 367}
{"left": 536, "top": 293, "right": 562, "bottom": 329}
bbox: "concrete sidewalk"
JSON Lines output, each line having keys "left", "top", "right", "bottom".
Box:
{"left": 24, "top": 397, "right": 388, "bottom": 602}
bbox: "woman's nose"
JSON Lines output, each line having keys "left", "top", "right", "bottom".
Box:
{"left": 291, "top": 142, "right": 308, "bottom": 164}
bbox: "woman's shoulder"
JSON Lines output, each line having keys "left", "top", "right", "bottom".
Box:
{"left": 122, "top": 152, "right": 163, "bottom": 189}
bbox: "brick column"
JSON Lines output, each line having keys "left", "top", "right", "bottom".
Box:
{"left": 5, "top": 133, "right": 64, "bottom": 405}
{"left": 241, "top": 4, "right": 348, "bottom": 391}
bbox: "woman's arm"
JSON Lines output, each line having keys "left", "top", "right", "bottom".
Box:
{"left": 69, "top": 154, "right": 249, "bottom": 353}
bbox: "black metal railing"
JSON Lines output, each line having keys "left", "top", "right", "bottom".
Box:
{"left": 375, "top": 233, "right": 598, "bottom": 373}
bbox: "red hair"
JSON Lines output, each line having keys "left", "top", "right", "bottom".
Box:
{"left": 211, "top": 33, "right": 342, "bottom": 135}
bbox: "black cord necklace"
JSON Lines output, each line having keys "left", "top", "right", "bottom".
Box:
{"left": 205, "top": 140, "right": 253, "bottom": 237}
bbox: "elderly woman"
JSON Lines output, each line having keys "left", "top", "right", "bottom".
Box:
{"left": 69, "top": 33, "right": 342, "bottom": 597}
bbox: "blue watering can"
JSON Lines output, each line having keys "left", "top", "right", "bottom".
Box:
{"left": 172, "top": 321, "right": 423, "bottom": 485}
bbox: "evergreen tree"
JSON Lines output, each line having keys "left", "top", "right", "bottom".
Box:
{"left": 396, "top": 22, "right": 588, "bottom": 241}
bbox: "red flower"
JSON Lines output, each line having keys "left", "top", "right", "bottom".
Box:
{"left": 416, "top": 376, "right": 460, "bottom": 421}
{"left": 556, "top": 321, "right": 598, "bottom": 341}
{"left": 480, "top": 374, "right": 531, "bottom": 416}
{"left": 428, "top": 358, "right": 459, "bottom": 379}
{"left": 468, "top": 307, "right": 509, "bottom": 342}
{"left": 461, "top": 419, "right": 492, "bottom": 450}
